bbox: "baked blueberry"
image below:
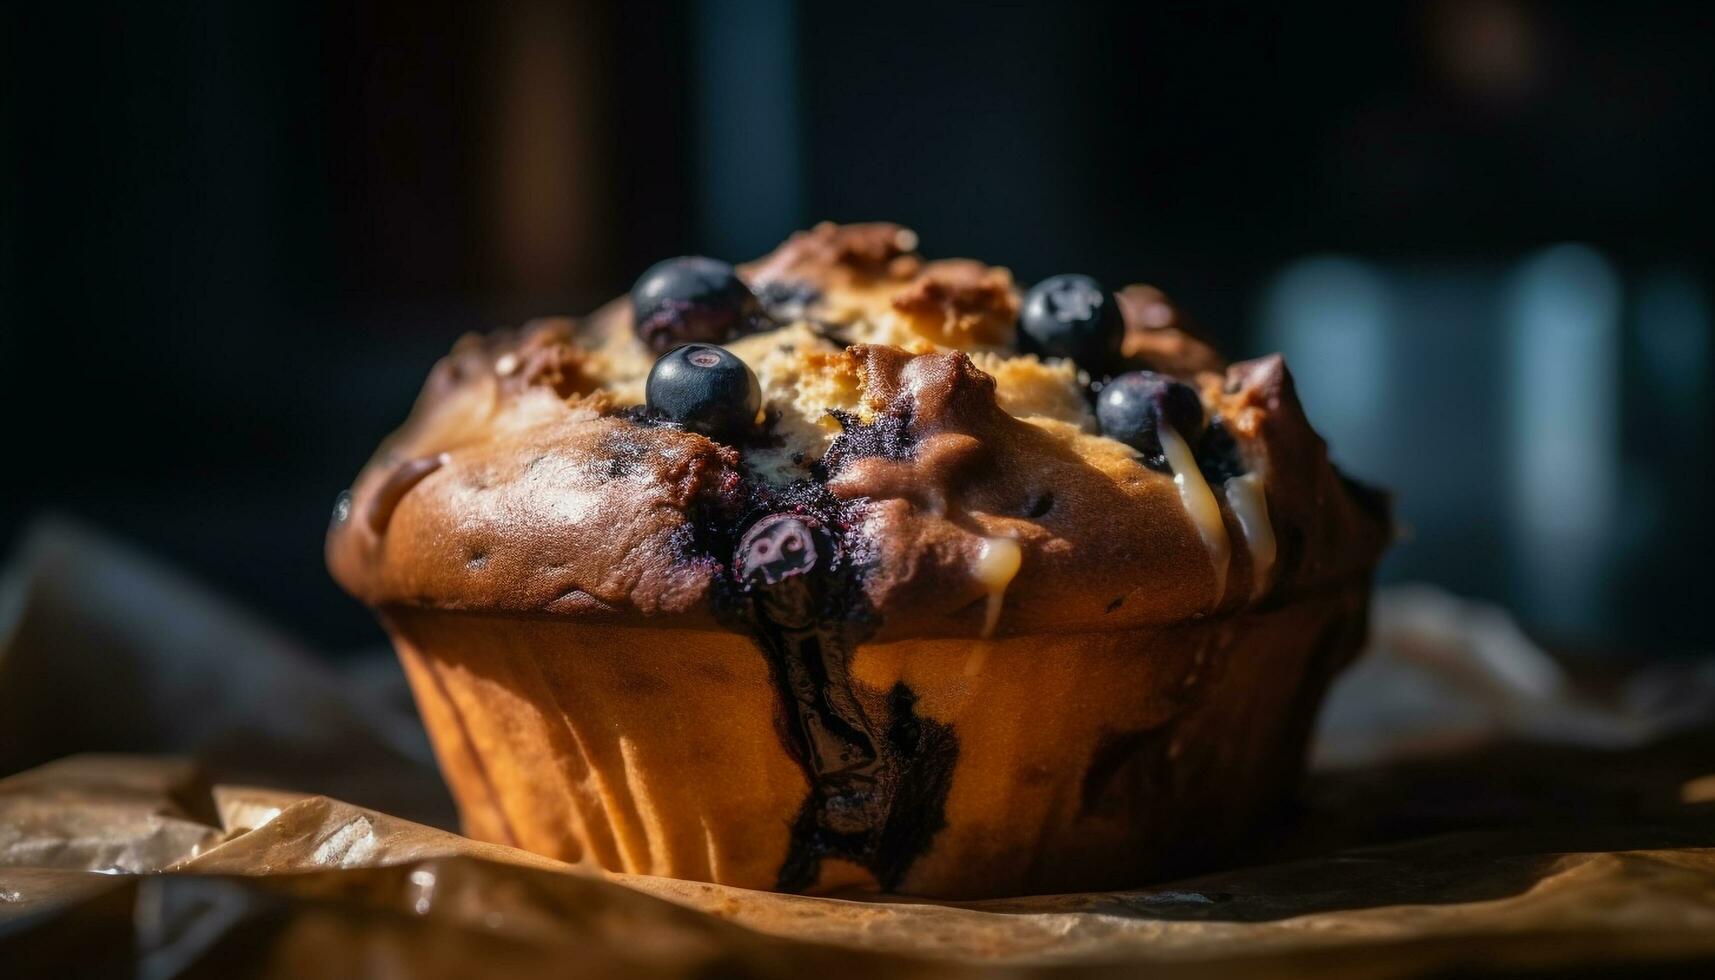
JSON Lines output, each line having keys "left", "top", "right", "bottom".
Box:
{"left": 644, "top": 343, "right": 761, "bottom": 439}
{"left": 755, "top": 279, "right": 821, "bottom": 322}
{"left": 330, "top": 489, "right": 352, "bottom": 527}
{"left": 734, "top": 513, "right": 842, "bottom": 629}
{"left": 1097, "top": 371, "right": 1205, "bottom": 459}
{"left": 735, "top": 514, "right": 827, "bottom": 587}
{"left": 1196, "top": 417, "right": 1247, "bottom": 484}
{"left": 1018, "top": 274, "right": 1124, "bottom": 372}
{"left": 631, "top": 256, "right": 761, "bottom": 353}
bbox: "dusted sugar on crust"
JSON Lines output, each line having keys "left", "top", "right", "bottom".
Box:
{"left": 327, "top": 222, "right": 1390, "bottom": 641}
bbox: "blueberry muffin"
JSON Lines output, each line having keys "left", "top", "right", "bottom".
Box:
{"left": 327, "top": 222, "right": 1390, "bottom": 899}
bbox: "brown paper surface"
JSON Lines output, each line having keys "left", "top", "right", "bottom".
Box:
{"left": 3, "top": 522, "right": 1715, "bottom": 977}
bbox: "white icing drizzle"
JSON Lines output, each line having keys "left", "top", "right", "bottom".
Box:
{"left": 1158, "top": 423, "right": 1230, "bottom": 606}
{"left": 973, "top": 536, "right": 1022, "bottom": 639}
{"left": 1224, "top": 472, "right": 1277, "bottom": 600}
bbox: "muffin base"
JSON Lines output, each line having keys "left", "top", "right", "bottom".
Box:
{"left": 381, "top": 586, "right": 1369, "bottom": 899}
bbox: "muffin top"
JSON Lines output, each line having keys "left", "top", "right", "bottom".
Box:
{"left": 327, "top": 223, "right": 1389, "bottom": 641}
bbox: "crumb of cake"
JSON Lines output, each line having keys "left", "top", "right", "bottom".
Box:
{"left": 968, "top": 352, "right": 1094, "bottom": 430}
{"left": 513, "top": 330, "right": 599, "bottom": 399}
{"left": 889, "top": 260, "right": 1019, "bottom": 349}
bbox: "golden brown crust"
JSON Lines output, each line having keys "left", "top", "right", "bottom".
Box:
{"left": 1207, "top": 354, "right": 1390, "bottom": 591}
{"left": 327, "top": 382, "right": 740, "bottom": 628}
{"left": 1115, "top": 284, "right": 1227, "bottom": 376}
{"left": 327, "top": 224, "right": 1389, "bottom": 640}
{"left": 501, "top": 318, "right": 601, "bottom": 399}
{"left": 887, "top": 260, "right": 1020, "bottom": 348}
{"left": 741, "top": 220, "right": 922, "bottom": 286}
{"left": 823, "top": 345, "right": 1212, "bottom": 636}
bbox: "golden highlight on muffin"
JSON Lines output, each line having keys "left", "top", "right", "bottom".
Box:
{"left": 328, "top": 222, "right": 1390, "bottom": 898}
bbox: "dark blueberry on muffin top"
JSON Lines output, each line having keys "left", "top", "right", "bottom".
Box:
{"left": 1097, "top": 370, "right": 1206, "bottom": 459}
{"left": 632, "top": 256, "right": 762, "bottom": 353}
{"left": 1018, "top": 273, "right": 1125, "bottom": 372}
{"left": 645, "top": 343, "right": 762, "bottom": 440}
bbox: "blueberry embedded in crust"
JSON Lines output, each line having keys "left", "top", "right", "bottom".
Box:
{"left": 631, "top": 256, "right": 763, "bottom": 353}
{"left": 1096, "top": 370, "right": 1206, "bottom": 467}
{"left": 645, "top": 343, "right": 763, "bottom": 440}
{"left": 1196, "top": 417, "right": 1248, "bottom": 485}
{"left": 736, "top": 514, "right": 828, "bottom": 589}
{"left": 330, "top": 489, "right": 352, "bottom": 528}
{"left": 1018, "top": 273, "right": 1125, "bottom": 373}
{"left": 754, "top": 279, "right": 822, "bottom": 323}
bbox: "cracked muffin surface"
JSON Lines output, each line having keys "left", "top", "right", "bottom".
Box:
{"left": 327, "top": 221, "right": 1388, "bottom": 641}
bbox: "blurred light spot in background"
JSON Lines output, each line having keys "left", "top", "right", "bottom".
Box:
{"left": 1260, "top": 257, "right": 1392, "bottom": 480}
{"left": 1261, "top": 249, "right": 1708, "bottom": 648}
{"left": 694, "top": 0, "right": 803, "bottom": 260}
{"left": 493, "top": 0, "right": 611, "bottom": 300}
{"left": 1635, "top": 271, "right": 1710, "bottom": 426}
{"left": 1505, "top": 244, "right": 1620, "bottom": 637}
{"left": 1620, "top": 270, "right": 1712, "bottom": 606}
{"left": 1426, "top": 0, "right": 1543, "bottom": 107}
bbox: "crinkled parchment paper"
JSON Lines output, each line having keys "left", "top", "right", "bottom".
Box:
{"left": 3, "top": 520, "right": 1714, "bottom": 978}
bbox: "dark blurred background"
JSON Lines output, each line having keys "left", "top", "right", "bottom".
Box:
{"left": 2, "top": 0, "right": 1711, "bottom": 655}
